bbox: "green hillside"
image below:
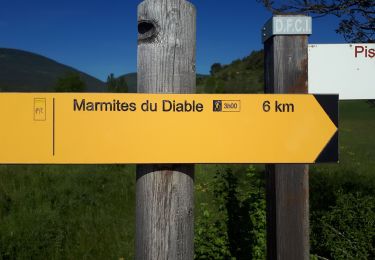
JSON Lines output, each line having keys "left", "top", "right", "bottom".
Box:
{"left": 0, "top": 48, "right": 105, "bottom": 92}
{"left": 197, "top": 50, "right": 263, "bottom": 93}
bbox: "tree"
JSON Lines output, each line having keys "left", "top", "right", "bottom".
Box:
{"left": 210, "top": 63, "right": 222, "bottom": 76}
{"left": 106, "top": 73, "right": 128, "bottom": 93}
{"left": 55, "top": 72, "right": 86, "bottom": 92}
{"left": 257, "top": 0, "right": 375, "bottom": 42}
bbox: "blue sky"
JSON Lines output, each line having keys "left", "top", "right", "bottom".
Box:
{"left": 1, "top": 0, "right": 345, "bottom": 81}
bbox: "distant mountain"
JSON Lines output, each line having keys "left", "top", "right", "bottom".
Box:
{"left": 0, "top": 48, "right": 105, "bottom": 92}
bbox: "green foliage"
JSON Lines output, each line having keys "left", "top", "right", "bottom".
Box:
{"left": 195, "top": 166, "right": 266, "bottom": 259}
{"left": 319, "top": 192, "right": 375, "bottom": 259}
{"left": 106, "top": 73, "right": 128, "bottom": 93}
{"left": 194, "top": 202, "right": 231, "bottom": 259}
{"left": 197, "top": 50, "right": 264, "bottom": 93}
{"left": 242, "top": 167, "right": 267, "bottom": 259}
{"left": 210, "top": 63, "right": 222, "bottom": 76}
{"left": 55, "top": 72, "right": 86, "bottom": 92}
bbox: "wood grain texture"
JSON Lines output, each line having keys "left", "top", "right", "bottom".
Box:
{"left": 137, "top": 0, "right": 196, "bottom": 94}
{"left": 136, "top": 0, "right": 196, "bottom": 259}
{"left": 264, "top": 35, "right": 310, "bottom": 260}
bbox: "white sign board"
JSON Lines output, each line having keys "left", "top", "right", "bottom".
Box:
{"left": 308, "top": 44, "right": 375, "bottom": 100}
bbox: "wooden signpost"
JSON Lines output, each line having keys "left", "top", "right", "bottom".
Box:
{"left": 136, "top": 0, "right": 195, "bottom": 259}
{"left": 263, "top": 15, "right": 312, "bottom": 260}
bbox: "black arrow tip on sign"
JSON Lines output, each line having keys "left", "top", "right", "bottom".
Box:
{"left": 316, "top": 131, "right": 339, "bottom": 163}
{"left": 314, "top": 94, "right": 339, "bottom": 163}
{"left": 314, "top": 94, "right": 339, "bottom": 128}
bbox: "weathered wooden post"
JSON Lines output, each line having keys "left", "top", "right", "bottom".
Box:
{"left": 136, "top": 0, "right": 196, "bottom": 259}
{"left": 263, "top": 15, "right": 312, "bottom": 259}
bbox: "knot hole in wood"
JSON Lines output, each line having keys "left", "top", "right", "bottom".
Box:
{"left": 138, "top": 20, "right": 158, "bottom": 43}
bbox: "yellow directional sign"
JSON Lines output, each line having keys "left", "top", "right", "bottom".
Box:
{"left": 0, "top": 93, "right": 338, "bottom": 164}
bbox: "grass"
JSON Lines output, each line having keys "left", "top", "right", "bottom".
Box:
{"left": 338, "top": 101, "right": 375, "bottom": 171}
{"left": 311, "top": 101, "right": 375, "bottom": 190}
{"left": 0, "top": 165, "right": 135, "bottom": 259}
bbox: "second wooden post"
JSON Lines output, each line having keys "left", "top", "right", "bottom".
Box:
{"left": 136, "top": 0, "right": 196, "bottom": 259}
{"left": 263, "top": 15, "right": 311, "bottom": 260}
